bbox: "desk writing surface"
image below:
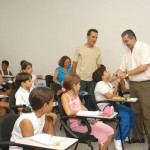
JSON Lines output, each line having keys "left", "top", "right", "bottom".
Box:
{"left": 15, "top": 136, "right": 78, "bottom": 150}
{"left": 0, "top": 95, "right": 8, "bottom": 99}
{"left": 107, "top": 98, "right": 138, "bottom": 103}
{"left": 76, "top": 111, "right": 118, "bottom": 119}
{"left": 2, "top": 75, "right": 14, "bottom": 78}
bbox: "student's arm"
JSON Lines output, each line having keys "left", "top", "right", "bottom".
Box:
{"left": 43, "top": 116, "right": 56, "bottom": 136}
{"left": 53, "top": 69, "right": 60, "bottom": 84}
{"left": 108, "top": 75, "right": 118, "bottom": 83}
{"left": 0, "top": 101, "right": 9, "bottom": 108}
{"left": 72, "top": 62, "right": 77, "bottom": 74}
{"left": 103, "top": 93, "right": 119, "bottom": 99}
{"left": 80, "top": 101, "right": 88, "bottom": 111}
{"left": 20, "top": 119, "right": 34, "bottom": 137}
{"left": 61, "top": 94, "right": 78, "bottom": 116}
{"left": 120, "top": 79, "right": 129, "bottom": 93}
{"left": 0, "top": 73, "right": 4, "bottom": 82}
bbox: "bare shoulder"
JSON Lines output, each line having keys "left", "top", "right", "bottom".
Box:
{"left": 20, "top": 118, "right": 33, "bottom": 128}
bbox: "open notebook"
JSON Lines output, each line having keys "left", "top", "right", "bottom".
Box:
{"left": 29, "top": 133, "right": 64, "bottom": 146}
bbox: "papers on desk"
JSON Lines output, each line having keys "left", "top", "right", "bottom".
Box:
{"left": 76, "top": 110, "right": 118, "bottom": 119}
{"left": 29, "top": 133, "right": 64, "bottom": 146}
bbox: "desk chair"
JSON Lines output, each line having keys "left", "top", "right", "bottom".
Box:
{"left": 50, "top": 83, "right": 62, "bottom": 113}
{"left": 8, "top": 89, "right": 29, "bottom": 114}
{"left": 0, "top": 113, "right": 25, "bottom": 150}
{"left": 90, "top": 86, "right": 126, "bottom": 150}
{"left": 58, "top": 98, "right": 98, "bottom": 150}
{"left": 45, "top": 75, "right": 53, "bottom": 87}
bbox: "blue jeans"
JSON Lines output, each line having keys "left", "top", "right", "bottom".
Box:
{"left": 115, "top": 104, "right": 134, "bottom": 141}
{"left": 79, "top": 80, "right": 95, "bottom": 111}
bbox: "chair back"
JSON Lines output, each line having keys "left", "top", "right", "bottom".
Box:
{"left": 8, "top": 89, "right": 18, "bottom": 114}
{"left": 0, "top": 113, "right": 19, "bottom": 142}
{"left": 50, "top": 83, "right": 62, "bottom": 101}
{"left": 90, "top": 85, "right": 100, "bottom": 111}
{"left": 45, "top": 75, "right": 53, "bottom": 87}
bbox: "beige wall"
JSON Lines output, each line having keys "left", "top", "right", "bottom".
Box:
{"left": 0, "top": 0, "right": 150, "bottom": 77}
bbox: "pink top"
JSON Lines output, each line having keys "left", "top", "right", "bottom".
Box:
{"left": 65, "top": 93, "right": 82, "bottom": 125}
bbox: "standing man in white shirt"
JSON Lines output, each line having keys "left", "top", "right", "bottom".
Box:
{"left": 117, "top": 29, "right": 150, "bottom": 149}
{"left": 72, "top": 29, "right": 102, "bottom": 111}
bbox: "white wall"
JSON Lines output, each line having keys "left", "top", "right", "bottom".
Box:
{"left": 0, "top": 0, "right": 150, "bottom": 77}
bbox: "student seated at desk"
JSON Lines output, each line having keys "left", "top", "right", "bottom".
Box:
{"left": 15, "top": 72, "right": 33, "bottom": 112}
{"left": 0, "top": 60, "right": 13, "bottom": 77}
{"left": 0, "top": 60, "right": 14, "bottom": 94}
{"left": 92, "top": 65, "right": 134, "bottom": 150}
{"left": 15, "top": 72, "right": 57, "bottom": 126}
{"left": 61, "top": 74, "right": 114, "bottom": 150}
{"left": 10, "top": 87, "right": 55, "bottom": 150}
{"left": 21, "top": 61, "right": 37, "bottom": 88}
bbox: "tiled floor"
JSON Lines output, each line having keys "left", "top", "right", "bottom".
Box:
{"left": 55, "top": 116, "right": 149, "bottom": 150}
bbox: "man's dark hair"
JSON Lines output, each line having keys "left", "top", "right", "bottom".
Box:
{"left": 92, "top": 65, "right": 106, "bottom": 82}
{"left": 121, "top": 29, "right": 136, "bottom": 40}
{"left": 87, "top": 29, "right": 98, "bottom": 36}
{"left": 2, "top": 60, "right": 9, "bottom": 66}
{"left": 15, "top": 72, "right": 32, "bottom": 86}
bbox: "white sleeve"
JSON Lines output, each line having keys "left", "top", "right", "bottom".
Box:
{"left": 15, "top": 91, "right": 23, "bottom": 105}
{"left": 141, "top": 44, "right": 150, "bottom": 64}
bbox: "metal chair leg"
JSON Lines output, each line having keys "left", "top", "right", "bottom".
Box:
{"left": 118, "top": 117, "right": 124, "bottom": 150}
{"left": 74, "top": 143, "right": 78, "bottom": 150}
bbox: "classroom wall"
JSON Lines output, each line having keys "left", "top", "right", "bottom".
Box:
{"left": 0, "top": 0, "right": 150, "bottom": 77}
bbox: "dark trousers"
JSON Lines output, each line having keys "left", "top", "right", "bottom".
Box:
{"left": 79, "top": 80, "right": 95, "bottom": 111}
{"left": 130, "top": 81, "right": 150, "bottom": 146}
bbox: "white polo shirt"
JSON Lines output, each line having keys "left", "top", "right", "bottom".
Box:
{"left": 120, "top": 41, "right": 150, "bottom": 82}
{"left": 94, "top": 81, "right": 113, "bottom": 110}
{"left": 15, "top": 87, "right": 32, "bottom": 106}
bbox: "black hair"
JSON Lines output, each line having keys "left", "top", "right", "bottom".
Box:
{"left": 87, "top": 29, "right": 98, "bottom": 36}
{"left": 121, "top": 29, "right": 136, "bottom": 40}
{"left": 15, "top": 72, "right": 32, "bottom": 86}
{"left": 20, "top": 60, "right": 27, "bottom": 66}
{"left": 29, "top": 87, "right": 54, "bottom": 111}
{"left": 92, "top": 65, "right": 106, "bottom": 82}
{"left": 2, "top": 60, "right": 9, "bottom": 66}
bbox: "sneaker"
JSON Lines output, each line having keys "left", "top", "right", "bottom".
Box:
{"left": 114, "top": 139, "right": 123, "bottom": 150}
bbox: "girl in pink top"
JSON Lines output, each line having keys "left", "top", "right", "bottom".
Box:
{"left": 61, "top": 74, "right": 114, "bottom": 150}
